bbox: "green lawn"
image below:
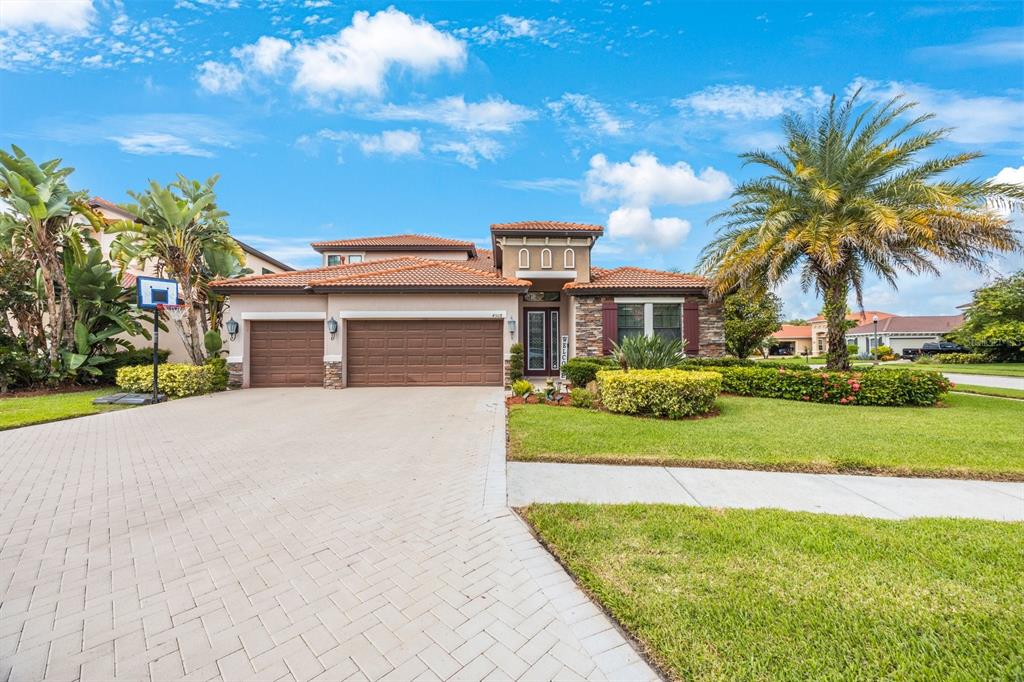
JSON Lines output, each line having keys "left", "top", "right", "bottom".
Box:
{"left": 0, "top": 388, "right": 128, "bottom": 430}
{"left": 523, "top": 504, "right": 1024, "bottom": 682}
{"left": 952, "top": 383, "right": 1024, "bottom": 400}
{"left": 508, "top": 394, "right": 1024, "bottom": 479}
{"left": 907, "top": 362, "right": 1024, "bottom": 377}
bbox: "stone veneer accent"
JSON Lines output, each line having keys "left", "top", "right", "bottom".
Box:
{"left": 573, "top": 296, "right": 606, "bottom": 357}
{"left": 227, "top": 361, "right": 243, "bottom": 389}
{"left": 324, "top": 361, "right": 345, "bottom": 389}
{"left": 571, "top": 294, "right": 725, "bottom": 358}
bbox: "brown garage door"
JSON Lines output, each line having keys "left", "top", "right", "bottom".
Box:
{"left": 249, "top": 320, "right": 324, "bottom": 387}
{"left": 347, "top": 319, "right": 503, "bottom": 386}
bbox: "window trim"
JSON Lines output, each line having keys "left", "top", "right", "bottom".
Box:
{"left": 326, "top": 254, "right": 343, "bottom": 266}
{"left": 540, "top": 248, "right": 552, "bottom": 269}
{"left": 518, "top": 248, "right": 530, "bottom": 269}
{"left": 613, "top": 298, "right": 684, "bottom": 343}
{"left": 563, "top": 248, "right": 575, "bottom": 269}
{"left": 347, "top": 254, "right": 364, "bottom": 264}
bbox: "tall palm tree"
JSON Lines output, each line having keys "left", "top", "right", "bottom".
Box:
{"left": 699, "top": 91, "right": 1023, "bottom": 370}
{"left": 109, "top": 175, "right": 244, "bottom": 364}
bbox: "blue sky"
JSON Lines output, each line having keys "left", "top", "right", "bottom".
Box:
{"left": 2, "top": 0, "right": 1022, "bottom": 318}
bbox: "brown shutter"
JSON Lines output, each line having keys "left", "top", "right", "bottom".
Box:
{"left": 683, "top": 302, "right": 700, "bottom": 355}
{"left": 601, "top": 300, "right": 617, "bottom": 355}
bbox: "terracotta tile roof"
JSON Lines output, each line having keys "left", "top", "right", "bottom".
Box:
{"left": 463, "top": 248, "right": 496, "bottom": 272}
{"left": 210, "top": 257, "right": 528, "bottom": 292}
{"left": 490, "top": 221, "right": 604, "bottom": 234}
{"left": 310, "top": 234, "right": 476, "bottom": 249}
{"left": 772, "top": 324, "right": 812, "bottom": 339}
{"left": 848, "top": 314, "right": 964, "bottom": 335}
{"left": 565, "top": 266, "right": 710, "bottom": 291}
{"left": 808, "top": 311, "right": 895, "bottom": 324}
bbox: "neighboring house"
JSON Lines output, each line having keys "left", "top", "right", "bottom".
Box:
{"left": 769, "top": 325, "right": 813, "bottom": 356}
{"left": 211, "top": 221, "right": 725, "bottom": 389}
{"left": 86, "top": 198, "right": 294, "bottom": 361}
{"left": 846, "top": 314, "right": 964, "bottom": 355}
{"left": 807, "top": 310, "right": 896, "bottom": 355}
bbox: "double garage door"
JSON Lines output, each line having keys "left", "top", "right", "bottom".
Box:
{"left": 248, "top": 319, "right": 502, "bottom": 387}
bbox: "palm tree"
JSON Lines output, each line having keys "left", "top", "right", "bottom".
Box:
{"left": 699, "top": 90, "right": 1023, "bottom": 370}
{"left": 109, "top": 175, "right": 244, "bottom": 364}
{"left": 0, "top": 146, "right": 102, "bottom": 373}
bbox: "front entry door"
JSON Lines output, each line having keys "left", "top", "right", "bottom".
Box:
{"left": 523, "top": 308, "right": 561, "bottom": 376}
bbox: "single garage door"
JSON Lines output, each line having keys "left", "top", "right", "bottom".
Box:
{"left": 347, "top": 319, "right": 503, "bottom": 386}
{"left": 249, "top": 320, "right": 324, "bottom": 387}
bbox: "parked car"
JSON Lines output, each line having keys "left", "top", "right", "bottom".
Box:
{"left": 921, "top": 341, "right": 966, "bottom": 355}
{"left": 901, "top": 348, "right": 922, "bottom": 360}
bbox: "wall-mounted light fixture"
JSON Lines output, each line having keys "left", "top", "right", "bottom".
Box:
{"left": 507, "top": 316, "right": 517, "bottom": 337}
{"left": 327, "top": 317, "right": 339, "bottom": 339}
{"left": 226, "top": 318, "right": 239, "bottom": 341}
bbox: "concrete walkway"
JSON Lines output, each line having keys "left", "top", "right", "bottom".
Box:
{"left": 508, "top": 462, "right": 1024, "bottom": 521}
{"left": 943, "top": 372, "right": 1024, "bottom": 390}
{"left": 1, "top": 388, "right": 657, "bottom": 682}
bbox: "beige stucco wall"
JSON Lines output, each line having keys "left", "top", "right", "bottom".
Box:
{"left": 223, "top": 292, "right": 519, "bottom": 387}
{"left": 499, "top": 243, "right": 591, "bottom": 282}
{"left": 320, "top": 249, "right": 471, "bottom": 266}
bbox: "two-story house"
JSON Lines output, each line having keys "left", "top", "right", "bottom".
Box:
{"left": 210, "top": 222, "right": 725, "bottom": 388}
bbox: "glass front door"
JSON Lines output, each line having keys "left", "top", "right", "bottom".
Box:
{"left": 524, "top": 308, "right": 561, "bottom": 376}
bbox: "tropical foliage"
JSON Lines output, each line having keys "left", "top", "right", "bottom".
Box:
{"left": 597, "top": 368, "right": 722, "bottom": 418}
{"left": 109, "top": 175, "right": 247, "bottom": 364}
{"left": 609, "top": 334, "right": 685, "bottom": 370}
{"left": 722, "top": 291, "right": 782, "bottom": 359}
{"left": 948, "top": 270, "right": 1024, "bottom": 361}
{"left": 700, "top": 91, "right": 1023, "bottom": 370}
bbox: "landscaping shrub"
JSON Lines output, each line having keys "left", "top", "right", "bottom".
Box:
{"left": 205, "top": 356, "right": 229, "bottom": 392}
{"left": 508, "top": 343, "right": 525, "bottom": 382}
{"left": 570, "top": 387, "right": 594, "bottom": 409}
{"left": 611, "top": 335, "right": 683, "bottom": 369}
{"left": 116, "top": 363, "right": 215, "bottom": 398}
{"left": 99, "top": 348, "right": 171, "bottom": 383}
{"left": 676, "top": 364, "right": 950, "bottom": 406}
{"left": 676, "top": 357, "right": 814, "bottom": 371}
{"left": 937, "top": 352, "right": 988, "bottom": 364}
{"left": 511, "top": 379, "right": 533, "bottom": 397}
{"left": 597, "top": 369, "right": 722, "bottom": 418}
{"left": 562, "top": 357, "right": 618, "bottom": 387}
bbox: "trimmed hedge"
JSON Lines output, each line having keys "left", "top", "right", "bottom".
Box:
{"left": 597, "top": 369, "right": 722, "bottom": 419}
{"left": 99, "top": 348, "right": 170, "bottom": 383}
{"left": 930, "top": 352, "right": 988, "bottom": 364}
{"left": 116, "top": 363, "right": 215, "bottom": 398}
{"left": 675, "top": 364, "right": 950, "bottom": 406}
{"left": 562, "top": 357, "right": 619, "bottom": 386}
{"left": 676, "top": 357, "right": 816, "bottom": 371}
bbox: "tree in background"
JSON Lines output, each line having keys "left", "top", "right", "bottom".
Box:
{"left": 782, "top": 318, "right": 810, "bottom": 326}
{"left": 110, "top": 175, "right": 246, "bottom": 364}
{"left": 723, "top": 291, "right": 783, "bottom": 359}
{"left": 700, "top": 91, "right": 1023, "bottom": 370}
{"left": 948, "top": 271, "right": 1024, "bottom": 361}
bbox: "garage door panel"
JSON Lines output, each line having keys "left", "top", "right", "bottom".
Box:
{"left": 347, "top": 319, "right": 502, "bottom": 386}
{"left": 249, "top": 321, "right": 324, "bottom": 388}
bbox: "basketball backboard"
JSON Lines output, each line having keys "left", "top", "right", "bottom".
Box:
{"left": 136, "top": 276, "right": 179, "bottom": 310}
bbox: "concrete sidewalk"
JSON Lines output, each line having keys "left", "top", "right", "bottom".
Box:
{"left": 508, "top": 462, "right": 1024, "bottom": 521}
{"left": 943, "top": 372, "right": 1024, "bottom": 390}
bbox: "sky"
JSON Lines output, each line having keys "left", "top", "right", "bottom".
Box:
{"left": 1, "top": 0, "right": 1022, "bottom": 319}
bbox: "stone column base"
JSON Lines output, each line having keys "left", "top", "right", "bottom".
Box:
{"left": 324, "top": 360, "right": 345, "bottom": 389}
{"left": 227, "top": 361, "right": 243, "bottom": 389}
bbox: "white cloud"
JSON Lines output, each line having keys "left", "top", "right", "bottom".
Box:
{"left": 431, "top": 137, "right": 502, "bottom": 168}
{"left": 0, "top": 0, "right": 95, "bottom": 34}
{"left": 291, "top": 8, "right": 465, "bottom": 99}
{"left": 109, "top": 133, "right": 213, "bottom": 157}
{"left": 992, "top": 166, "right": 1024, "bottom": 185}
{"left": 297, "top": 128, "right": 422, "bottom": 161}
{"left": 453, "top": 14, "right": 571, "bottom": 46}
{"left": 303, "top": 0, "right": 331, "bottom": 7}
{"left": 585, "top": 151, "right": 732, "bottom": 207}
{"left": 607, "top": 207, "right": 691, "bottom": 250}
{"left": 497, "top": 178, "right": 582, "bottom": 193}
{"left": 232, "top": 36, "right": 291, "bottom": 74}
{"left": 197, "top": 60, "right": 244, "bottom": 94}
{"left": 674, "top": 84, "right": 829, "bottom": 120}
{"left": 988, "top": 166, "right": 1024, "bottom": 218}
{"left": 368, "top": 96, "right": 535, "bottom": 132}
{"left": 848, "top": 77, "right": 1024, "bottom": 145}
{"left": 548, "top": 93, "right": 630, "bottom": 136}
{"left": 913, "top": 27, "right": 1024, "bottom": 65}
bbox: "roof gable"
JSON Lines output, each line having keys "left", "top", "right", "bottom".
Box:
{"left": 310, "top": 234, "right": 477, "bottom": 254}
{"left": 565, "top": 266, "right": 710, "bottom": 292}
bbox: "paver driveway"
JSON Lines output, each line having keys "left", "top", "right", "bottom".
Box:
{"left": 1, "top": 388, "right": 655, "bottom": 682}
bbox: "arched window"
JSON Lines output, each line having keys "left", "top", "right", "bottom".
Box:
{"left": 541, "top": 248, "right": 552, "bottom": 269}
{"left": 518, "top": 248, "right": 530, "bottom": 269}
{"left": 563, "top": 248, "right": 575, "bottom": 269}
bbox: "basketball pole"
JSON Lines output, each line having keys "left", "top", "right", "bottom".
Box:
{"left": 152, "top": 309, "right": 160, "bottom": 404}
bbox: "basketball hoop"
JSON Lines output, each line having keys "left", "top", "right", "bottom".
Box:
{"left": 157, "top": 303, "right": 192, "bottom": 353}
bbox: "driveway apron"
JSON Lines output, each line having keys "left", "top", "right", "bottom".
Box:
{"left": 0, "top": 388, "right": 656, "bottom": 682}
